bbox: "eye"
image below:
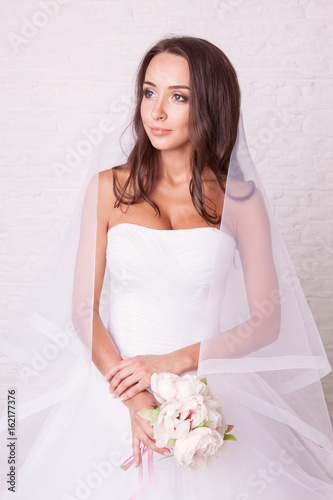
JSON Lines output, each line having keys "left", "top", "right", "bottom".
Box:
{"left": 173, "top": 94, "right": 188, "bottom": 102}
{"left": 173, "top": 93, "right": 188, "bottom": 102}
{"left": 143, "top": 89, "right": 154, "bottom": 98}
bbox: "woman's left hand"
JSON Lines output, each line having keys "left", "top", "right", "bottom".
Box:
{"left": 104, "top": 353, "right": 177, "bottom": 401}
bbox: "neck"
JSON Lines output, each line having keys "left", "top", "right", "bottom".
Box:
{"left": 157, "top": 149, "right": 192, "bottom": 186}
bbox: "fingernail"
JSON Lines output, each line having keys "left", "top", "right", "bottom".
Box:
{"left": 104, "top": 375, "right": 108, "bottom": 381}
{"left": 120, "top": 395, "right": 126, "bottom": 401}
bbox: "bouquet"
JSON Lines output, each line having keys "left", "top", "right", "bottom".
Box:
{"left": 121, "top": 372, "right": 236, "bottom": 473}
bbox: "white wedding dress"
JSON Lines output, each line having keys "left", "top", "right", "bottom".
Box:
{"left": 2, "top": 223, "right": 333, "bottom": 499}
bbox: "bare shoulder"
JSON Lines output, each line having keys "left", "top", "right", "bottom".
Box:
{"left": 226, "top": 179, "right": 269, "bottom": 238}
{"left": 98, "top": 164, "right": 131, "bottom": 200}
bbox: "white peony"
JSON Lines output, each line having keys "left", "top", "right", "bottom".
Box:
{"left": 204, "top": 392, "right": 228, "bottom": 433}
{"left": 151, "top": 372, "right": 206, "bottom": 404}
{"left": 143, "top": 372, "right": 234, "bottom": 472}
{"left": 153, "top": 396, "right": 209, "bottom": 447}
{"left": 126, "top": 373, "right": 235, "bottom": 476}
{"left": 173, "top": 427, "right": 225, "bottom": 471}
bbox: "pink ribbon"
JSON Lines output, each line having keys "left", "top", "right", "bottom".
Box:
{"left": 121, "top": 446, "right": 156, "bottom": 500}
{"left": 147, "top": 448, "right": 156, "bottom": 489}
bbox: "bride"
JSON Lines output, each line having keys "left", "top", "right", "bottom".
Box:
{"left": 93, "top": 39, "right": 237, "bottom": 467}
{"left": 1, "top": 36, "right": 333, "bottom": 500}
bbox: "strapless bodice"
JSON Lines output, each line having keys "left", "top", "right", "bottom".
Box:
{"left": 105, "top": 223, "right": 236, "bottom": 356}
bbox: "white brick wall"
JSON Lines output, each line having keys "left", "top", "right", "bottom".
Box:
{"left": 0, "top": 0, "right": 332, "bottom": 426}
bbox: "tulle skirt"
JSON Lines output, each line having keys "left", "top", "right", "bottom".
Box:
{"left": 2, "top": 362, "right": 332, "bottom": 500}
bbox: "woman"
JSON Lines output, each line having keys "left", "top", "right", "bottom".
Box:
{"left": 91, "top": 38, "right": 246, "bottom": 467}
{"left": 1, "top": 36, "right": 332, "bottom": 499}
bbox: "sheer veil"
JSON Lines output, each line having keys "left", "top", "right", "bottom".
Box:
{"left": 199, "top": 113, "right": 333, "bottom": 492}
{"left": 1, "top": 104, "right": 333, "bottom": 495}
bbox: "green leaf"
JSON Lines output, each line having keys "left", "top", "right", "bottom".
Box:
{"left": 137, "top": 407, "right": 161, "bottom": 425}
{"left": 223, "top": 433, "right": 237, "bottom": 441}
{"left": 193, "top": 419, "right": 213, "bottom": 430}
{"left": 200, "top": 377, "right": 207, "bottom": 385}
{"left": 194, "top": 421, "right": 205, "bottom": 429}
{"left": 167, "top": 438, "right": 177, "bottom": 448}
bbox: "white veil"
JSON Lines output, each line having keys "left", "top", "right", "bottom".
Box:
{"left": 0, "top": 123, "right": 134, "bottom": 486}
{"left": 1, "top": 84, "right": 333, "bottom": 499}
{"left": 198, "top": 113, "right": 333, "bottom": 495}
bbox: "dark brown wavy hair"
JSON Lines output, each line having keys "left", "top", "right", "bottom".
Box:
{"left": 113, "top": 35, "right": 241, "bottom": 226}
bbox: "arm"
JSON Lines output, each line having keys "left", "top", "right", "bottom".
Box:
{"left": 200, "top": 185, "right": 281, "bottom": 361}
{"left": 91, "top": 169, "right": 123, "bottom": 374}
{"left": 107, "top": 343, "right": 200, "bottom": 398}
{"left": 72, "top": 168, "right": 170, "bottom": 466}
{"left": 71, "top": 169, "right": 145, "bottom": 397}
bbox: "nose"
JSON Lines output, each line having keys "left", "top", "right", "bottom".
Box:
{"left": 151, "top": 98, "right": 167, "bottom": 120}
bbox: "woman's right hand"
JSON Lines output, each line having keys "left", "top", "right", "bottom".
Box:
{"left": 123, "top": 390, "right": 171, "bottom": 467}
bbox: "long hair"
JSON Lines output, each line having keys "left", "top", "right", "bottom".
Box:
{"left": 113, "top": 35, "right": 241, "bottom": 225}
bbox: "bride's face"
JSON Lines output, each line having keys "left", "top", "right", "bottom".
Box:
{"left": 140, "top": 52, "right": 191, "bottom": 155}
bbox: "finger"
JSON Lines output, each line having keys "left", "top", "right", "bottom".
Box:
{"left": 108, "top": 366, "right": 135, "bottom": 393}
{"left": 104, "top": 362, "right": 124, "bottom": 382}
{"left": 120, "top": 353, "right": 129, "bottom": 359}
{"left": 111, "top": 374, "right": 141, "bottom": 399}
{"left": 134, "top": 415, "right": 171, "bottom": 456}
{"left": 132, "top": 435, "right": 141, "bottom": 468}
{"left": 104, "top": 359, "right": 131, "bottom": 382}
{"left": 136, "top": 431, "right": 171, "bottom": 456}
{"left": 143, "top": 420, "right": 155, "bottom": 442}
{"left": 110, "top": 374, "right": 140, "bottom": 399}
{"left": 115, "top": 366, "right": 153, "bottom": 400}
{"left": 118, "top": 379, "right": 150, "bottom": 401}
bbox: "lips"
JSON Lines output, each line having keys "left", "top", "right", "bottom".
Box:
{"left": 150, "top": 127, "right": 172, "bottom": 136}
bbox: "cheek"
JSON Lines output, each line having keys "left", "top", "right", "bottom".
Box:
{"left": 177, "top": 106, "right": 189, "bottom": 124}
{"left": 140, "top": 100, "right": 151, "bottom": 121}
{"left": 179, "top": 111, "right": 190, "bottom": 133}
{"left": 140, "top": 101, "right": 146, "bottom": 119}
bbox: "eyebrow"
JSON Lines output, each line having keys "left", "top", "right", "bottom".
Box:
{"left": 143, "top": 81, "right": 190, "bottom": 90}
